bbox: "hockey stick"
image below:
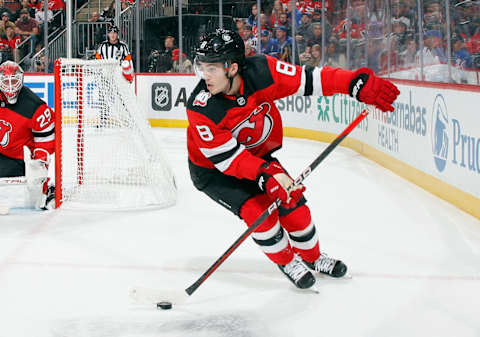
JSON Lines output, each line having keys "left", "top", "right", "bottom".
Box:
{"left": 0, "top": 176, "right": 26, "bottom": 185}
{"left": 184, "top": 105, "right": 374, "bottom": 296}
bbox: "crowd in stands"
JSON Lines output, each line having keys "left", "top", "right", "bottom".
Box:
{"left": 233, "top": 0, "right": 480, "bottom": 78}
{"left": 146, "top": 0, "right": 480, "bottom": 83}
{"left": 4, "top": 0, "right": 477, "bottom": 81}
{"left": 0, "top": 0, "right": 65, "bottom": 70}
{"left": 0, "top": 0, "right": 473, "bottom": 80}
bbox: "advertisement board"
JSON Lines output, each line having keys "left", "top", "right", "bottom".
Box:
{"left": 23, "top": 73, "right": 479, "bottom": 217}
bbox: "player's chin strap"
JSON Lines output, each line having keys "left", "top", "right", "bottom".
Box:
{"left": 224, "top": 61, "right": 246, "bottom": 106}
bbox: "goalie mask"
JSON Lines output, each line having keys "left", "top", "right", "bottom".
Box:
{"left": 0, "top": 61, "right": 24, "bottom": 104}
{"left": 194, "top": 29, "right": 245, "bottom": 80}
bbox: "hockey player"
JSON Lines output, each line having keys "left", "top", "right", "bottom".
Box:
{"left": 186, "top": 29, "right": 399, "bottom": 290}
{"left": 95, "top": 24, "right": 134, "bottom": 83}
{"left": 0, "top": 61, "right": 55, "bottom": 209}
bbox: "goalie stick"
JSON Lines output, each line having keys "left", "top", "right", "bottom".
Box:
{"left": 0, "top": 177, "right": 26, "bottom": 215}
{"left": 184, "top": 105, "right": 374, "bottom": 296}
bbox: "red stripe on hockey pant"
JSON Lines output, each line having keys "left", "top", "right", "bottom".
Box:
{"left": 279, "top": 204, "right": 320, "bottom": 262}
{"left": 240, "top": 195, "right": 294, "bottom": 265}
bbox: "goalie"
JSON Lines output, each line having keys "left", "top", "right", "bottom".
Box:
{"left": 0, "top": 61, "right": 55, "bottom": 210}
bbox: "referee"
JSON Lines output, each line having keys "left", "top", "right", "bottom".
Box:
{"left": 95, "top": 24, "right": 134, "bottom": 128}
{"left": 96, "top": 25, "right": 134, "bottom": 82}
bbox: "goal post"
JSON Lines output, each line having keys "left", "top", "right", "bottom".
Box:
{"left": 54, "top": 58, "right": 177, "bottom": 210}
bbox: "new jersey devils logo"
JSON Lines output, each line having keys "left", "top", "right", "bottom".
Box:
{"left": 0, "top": 120, "right": 12, "bottom": 148}
{"left": 232, "top": 102, "right": 273, "bottom": 148}
{"left": 193, "top": 90, "right": 211, "bottom": 107}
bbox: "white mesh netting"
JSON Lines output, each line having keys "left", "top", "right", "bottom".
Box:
{"left": 55, "top": 58, "right": 177, "bottom": 210}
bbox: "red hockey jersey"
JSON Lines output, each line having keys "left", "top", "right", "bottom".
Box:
{"left": 186, "top": 54, "right": 352, "bottom": 181}
{"left": 0, "top": 86, "right": 55, "bottom": 160}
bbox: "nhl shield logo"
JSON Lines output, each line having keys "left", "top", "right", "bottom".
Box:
{"left": 152, "top": 83, "right": 172, "bottom": 111}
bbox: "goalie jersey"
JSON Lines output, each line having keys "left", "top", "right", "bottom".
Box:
{"left": 187, "top": 54, "right": 330, "bottom": 181}
{"left": 0, "top": 86, "right": 55, "bottom": 160}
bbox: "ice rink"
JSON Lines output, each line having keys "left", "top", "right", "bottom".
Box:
{"left": 1, "top": 127, "right": 479, "bottom": 337}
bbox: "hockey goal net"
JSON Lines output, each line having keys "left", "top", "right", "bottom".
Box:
{"left": 54, "top": 58, "right": 177, "bottom": 210}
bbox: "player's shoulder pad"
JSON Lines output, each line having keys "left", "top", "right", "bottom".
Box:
{"left": 242, "top": 54, "right": 275, "bottom": 93}
{"left": 187, "top": 80, "right": 233, "bottom": 125}
{"left": 8, "top": 86, "right": 47, "bottom": 119}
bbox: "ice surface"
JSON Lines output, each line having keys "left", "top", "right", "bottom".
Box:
{"left": 0, "top": 128, "right": 479, "bottom": 337}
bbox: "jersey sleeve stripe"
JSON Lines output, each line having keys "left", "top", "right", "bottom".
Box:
{"left": 199, "top": 137, "right": 237, "bottom": 158}
{"left": 312, "top": 66, "right": 323, "bottom": 96}
{"left": 208, "top": 142, "right": 241, "bottom": 165}
{"left": 295, "top": 65, "right": 307, "bottom": 96}
{"left": 32, "top": 122, "right": 54, "bottom": 134}
{"left": 213, "top": 144, "right": 245, "bottom": 173}
{"left": 32, "top": 127, "right": 54, "bottom": 138}
{"left": 304, "top": 65, "right": 314, "bottom": 96}
{"left": 34, "top": 133, "right": 55, "bottom": 142}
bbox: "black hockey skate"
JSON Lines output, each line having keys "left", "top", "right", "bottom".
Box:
{"left": 304, "top": 254, "right": 347, "bottom": 278}
{"left": 278, "top": 258, "right": 316, "bottom": 289}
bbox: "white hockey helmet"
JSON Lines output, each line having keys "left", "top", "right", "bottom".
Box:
{"left": 0, "top": 61, "right": 24, "bottom": 104}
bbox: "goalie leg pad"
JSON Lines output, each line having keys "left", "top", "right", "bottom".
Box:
{"left": 23, "top": 146, "right": 55, "bottom": 210}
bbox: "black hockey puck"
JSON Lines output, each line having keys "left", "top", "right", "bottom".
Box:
{"left": 156, "top": 301, "right": 172, "bottom": 310}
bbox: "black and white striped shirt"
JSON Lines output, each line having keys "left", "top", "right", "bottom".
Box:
{"left": 95, "top": 40, "right": 132, "bottom": 64}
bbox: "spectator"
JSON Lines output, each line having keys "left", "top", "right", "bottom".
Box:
{"left": 259, "top": 13, "right": 273, "bottom": 34}
{"left": 172, "top": 48, "right": 192, "bottom": 73}
{"left": 0, "top": 12, "right": 15, "bottom": 37}
{"left": 270, "top": 25, "right": 293, "bottom": 61}
{"left": 305, "top": 44, "right": 322, "bottom": 66}
{"left": 276, "top": 12, "right": 291, "bottom": 33}
{"left": 423, "top": 0, "right": 445, "bottom": 33}
{"left": 14, "top": 0, "right": 35, "bottom": 22}
{"left": 285, "top": 1, "right": 302, "bottom": 28}
{"left": 235, "top": 18, "right": 245, "bottom": 32}
{"left": 454, "top": 0, "right": 478, "bottom": 39}
{"left": 30, "top": 54, "right": 53, "bottom": 72}
{"left": 242, "top": 24, "right": 254, "bottom": 42}
{"left": 452, "top": 33, "right": 472, "bottom": 69}
{"left": 35, "top": 1, "right": 54, "bottom": 26}
{"left": 399, "top": 35, "right": 417, "bottom": 68}
{"left": 86, "top": 11, "right": 105, "bottom": 49}
{"left": 120, "top": 1, "right": 130, "bottom": 11}
{"left": 245, "top": 38, "right": 256, "bottom": 57}
{"left": 391, "top": 16, "right": 410, "bottom": 53}
{"left": 260, "top": 29, "right": 274, "bottom": 54}
{"left": 0, "top": 0, "right": 12, "bottom": 20}
{"left": 269, "top": 0, "right": 284, "bottom": 28}
{"left": 306, "top": 22, "right": 325, "bottom": 50}
{"left": 297, "top": 12, "right": 312, "bottom": 38}
{"left": 0, "top": 30, "right": 9, "bottom": 62}
{"left": 418, "top": 29, "right": 447, "bottom": 65}
{"left": 2, "top": 25, "right": 21, "bottom": 63}
{"left": 15, "top": 8, "right": 40, "bottom": 53}
{"left": 324, "top": 40, "right": 346, "bottom": 68}
{"left": 147, "top": 35, "right": 175, "bottom": 72}
{"left": 311, "top": 9, "right": 322, "bottom": 23}
{"left": 247, "top": 4, "right": 258, "bottom": 29}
